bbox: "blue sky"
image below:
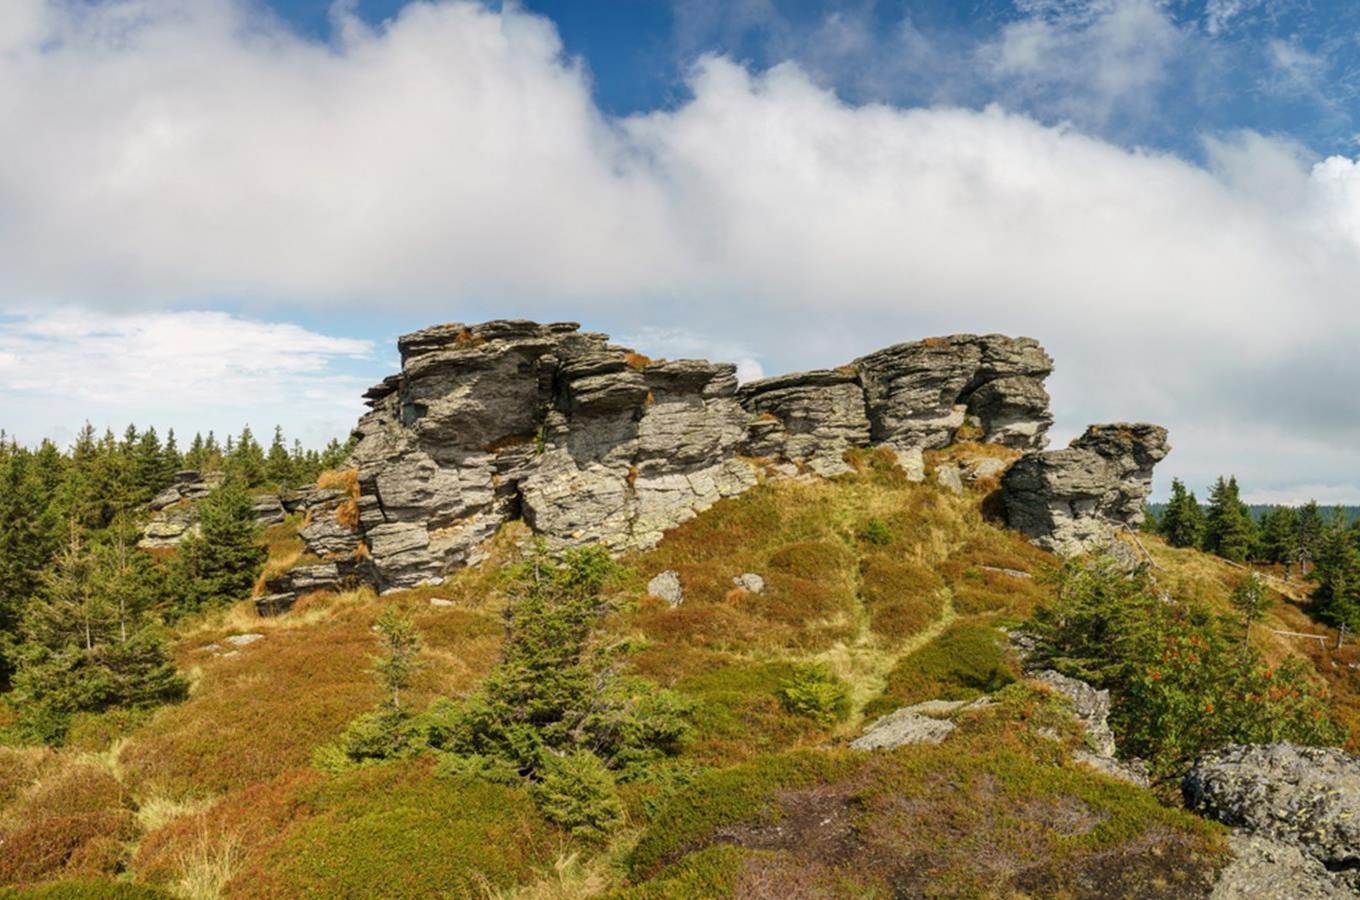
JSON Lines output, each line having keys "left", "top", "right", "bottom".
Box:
{"left": 264, "top": 0, "right": 1360, "bottom": 156}
{"left": 3, "top": 0, "right": 1360, "bottom": 502}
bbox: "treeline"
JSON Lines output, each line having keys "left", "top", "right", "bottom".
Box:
{"left": 1149, "top": 476, "right": 1360, "bottom": 633}
{"left": 0, "top": 423, "right": 349, "bottom": 743}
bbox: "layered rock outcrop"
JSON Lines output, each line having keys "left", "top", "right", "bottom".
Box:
{"left": 1000, "top": 423, "right": 1169, "bottom": 556}
{"left": 311, "top": 320, "right": 1156, "bottom": 590}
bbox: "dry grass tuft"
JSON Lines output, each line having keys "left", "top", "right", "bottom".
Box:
{"left": 315, "top": 468, "right": 359, "bottom": 498}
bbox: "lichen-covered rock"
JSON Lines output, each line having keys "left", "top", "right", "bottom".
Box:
{"left": 935, "top": 464, "right": 963, "bottom": 495}
{"left": 315, "top": 321, "right": 1074, "bottom": 590}
{"left": 1211, "top": 834, "right": 1354, "bottom": 899}
{"left": 139, "top": 505, "right": 198, "bottom": 549}
{"left": 850, "top": 704, "right": 959, "bottom": 749}
{"left": 1183, "top": 743, "right": 1360, "bottom": 872}
{"left": 853, "top": 334, "right": 1053, "bottom": 453}
{"left": 1001, "top": 423, "right": 1169, "bottom": 555}
{"left": 733, "top": 573, "right": 765, "bottom": 594}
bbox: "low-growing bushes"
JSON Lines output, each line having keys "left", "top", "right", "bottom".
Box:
{"left": 859, "top": 555, "right": 946, "bottom": 641}
{"left": 1031, "top": 555, "right": 1344, "bottom": 782}
{"left": 628, "top": 744, "right": 1226, "bottom": 897}
{"left": 259, "top": 761, "right": 560, "bottom": 898}
{"left": 866, "top": 618, "right": 1018, "bottom": 717}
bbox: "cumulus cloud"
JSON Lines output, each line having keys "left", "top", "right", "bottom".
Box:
{"left": 0, "top": 309, "right": 374, "bottom": 447}
{"left": 2, "top": 1, "right": 1360, "bottom": 499}
{"left": 982, "top": 0, "right": 1185, "bottom": 127}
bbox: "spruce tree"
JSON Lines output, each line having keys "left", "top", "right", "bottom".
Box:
{"left": 1204, "top": 476, "right": 1255, "bottom": 563}
{"left": 161, "top": 429, "right": 183, "bottom": 482}
{"left": 1258, "top": 506, "right": 1298, "bottom": 566}
{"left": 11, "top": 523, "right": 185, "bottom": 743}
{"left": 1296, "top": 501, "right": 1324, "bottom": 575}
{"left": 226, "top": 425, "right": 266, "bottom": 486}
{"left": 1313, "top": 510, "right": 1360, "bottom": 633}
{"left": 132, "top": 427, "right": 165, "bottom": 502}
{"left": 0, "top": 449, "right": 62, "bottom": 687}
{"left": 1160, "top": 479, "right": 1205, "bottom": 549}
{"left": 170, "top": 478, "right": 265, "bottom": 614}
{"left": 265, "top": 426, "right": 294, "bottom": 486}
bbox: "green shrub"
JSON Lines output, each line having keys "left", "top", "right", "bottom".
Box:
{"left": 672, "top": 662, "right": 821, "bottom": 765}
{"left": 427, "top": 545, "right": 689, "bottom": 780}
{"left": 531, "top": 749, "right": 624, "bottom": 841}
{"left": 859, "top": 518, "right": 893, "bottom": 546}
{"left": 169, "top": 478, "right": 265, "bottom": 615}
{"left": 866, "top": 619, "right": 1018, "bottom": 717}
{"left": 9, "top": 633, "right": 186, "bottom": 745}
{"left": 777, "top": 664, "right": 851, "bottom": 725}
{"left": 1031, "top": 555, "right": 1344, "bottom": 782}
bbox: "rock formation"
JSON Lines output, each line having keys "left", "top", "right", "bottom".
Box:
{"left": 1000, "top": 423, "right": 1170, "bottom": 556}
{"left": 1184, "top": 743, "right": 1360, "bottom": 885}
{"left": 301, "top": 319, "right": 1158, "bottom": 590}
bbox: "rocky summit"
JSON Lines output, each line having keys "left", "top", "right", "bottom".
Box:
{"left": 307, "top": 320, "right": 1160, "bottom": 590}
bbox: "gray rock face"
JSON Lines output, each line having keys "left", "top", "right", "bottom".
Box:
{"left": 1001, "top": 423, "right": 1169, "bottom": 555}
{"left": 738, "top": 369, "right": 870, "bottom": 475}
{"left": 1035, "top": 670, "right": 1117, "bottom": 759}
{"left": 251, "top": 494, "right": 286, "bottom": 526}
{"left": 1033, "top": 669, "right": 1149, "bottom": 787}
{"left": 853, "top": 334, "right": 1053, "bottom": 453}
{"left": 139, "top": 505, "right": 199, "bottom": 549}
{"left": 313, "top": 320, "right": 1105, "bottom": 590}
{"left": 935, "top": 464, "right": 964, "bottom": 495}
{"left": 141, "top": 471, "right": 287, "bottom": 548}
{"left": 1184, "top": 743, "right": 1360, "bottom": 873}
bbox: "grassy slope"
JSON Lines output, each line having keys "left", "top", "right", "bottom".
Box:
{"left": 6, "top": 446, "right": 1354, "bottom": 896}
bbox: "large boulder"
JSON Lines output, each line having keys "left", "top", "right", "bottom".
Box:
{"left": 1001, "top": 423, "right": 1169, "bottom": 555}
{"left": 1183, "top": 743, "right": 1360, "bottom": 874}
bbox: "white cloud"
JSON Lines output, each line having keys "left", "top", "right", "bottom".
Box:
{"left": 981, "top": 0, "right": 1185, "bottom": 126}
{"left": 0, "top": 309, "right": 374, "bottom": 447}
{"left": 1, "top": 1, "right": 1360, "bottom": 500}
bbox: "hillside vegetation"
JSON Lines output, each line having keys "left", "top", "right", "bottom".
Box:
{"left": 1, "top": 447, "right": 1356, "bottom": 897}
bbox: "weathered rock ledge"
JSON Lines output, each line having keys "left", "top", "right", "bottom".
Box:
{"left": 301, "top": 320, "right": 1162, "bottom": 590}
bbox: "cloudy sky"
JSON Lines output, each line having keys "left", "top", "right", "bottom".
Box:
{"left": 3, "top": 0, "right": 1360, "bottom": 501}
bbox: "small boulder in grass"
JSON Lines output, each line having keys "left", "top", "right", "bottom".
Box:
{"left": 647, "top": 570, "right": 683, "bottom": 607}
{"left": 733, "top": 573, "right": 765, "bottom": 594}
